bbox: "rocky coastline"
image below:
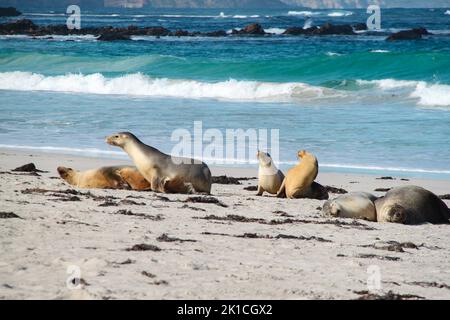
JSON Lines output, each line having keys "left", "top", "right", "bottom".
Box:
{"left": 0, "top": 18, "right": 437, "bottom": 41}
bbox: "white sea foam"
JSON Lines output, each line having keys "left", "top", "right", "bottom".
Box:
{"left": 232, "top": 14, "right": 260, "bottom": 19}
{"left": 445, "top": 10, "right": 450, "bottom": 15}
{"left": 325, "top": 52, "right": 341, "bottom": 56}
{"left": 370, "top": 50, "right": 390, "bottom": 53}
{"left": 303, "top": 18, "right": 313, "bottom": 29}
{"left": 411, "top": 83, "right": 450, "bottom": 107}
{"left": 357, "top": 79, "right": 450, "bottom": 106}
{"left": 265, "top": 28, "right": 286, "bottom": 35}
{"left": 0, "top": 71, "right": 339, "bottom": 102}
{"left": 288, "top": 11, "right": 320, "bottom": 16}
{"left": 357, "top": 79, "right": 419, "bottom": 90}
{"left": 1, "top": 72, "right": 447, "bottom": 107}
{"left": 327, "top": 11, "right": 353, "bottom": 17}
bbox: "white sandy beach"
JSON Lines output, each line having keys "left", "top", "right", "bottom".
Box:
{"left": 0, "top": 148, "right": 449, "bottom": 300}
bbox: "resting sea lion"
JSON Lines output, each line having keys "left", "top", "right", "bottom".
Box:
{"left": 58, "top": 166, "right": 190, "bottom": 193}
{"left": 57, "top": 166, "right": 150, "bottom": 190}
{"left": 256, "top": 151, "right": 284, "bottom": 195}
{"left": 375, "top": 185, "right": 450, "bottom": 224}
{"left": 322, "top": 192, "right": 377, "bottom": 221}
{"left": 106, "top": 132, "right": 212, "bottom": 193}
{"left": 276, "top": 150, "right": 318, "bottom": 199}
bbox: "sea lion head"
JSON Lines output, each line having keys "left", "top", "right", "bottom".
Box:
{"left": 382, "top": 203, "right": 407, "bottom": 224}
{"left": 106, "top": 132, "right": 138, "bottom": 148}
{"left": 297, "top": 150, "right": 307, "bottom": 159}
{"left": 57, "top": 166, "right": 77, "bottom": 185}
{"left": 256, "top": 151, "right": 272, "bottom": 167}
{"left": 57, "top": 166, "right": 73, "bottom": 179}
{"left": 322, "top": 199, "right": 341, "bottom": 217}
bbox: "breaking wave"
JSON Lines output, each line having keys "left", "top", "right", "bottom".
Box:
{"left": 0, "top": 71, "right": 340, "bottom": 102}
{"left": 0, "top": 71, "right": 448, "bottom": 107}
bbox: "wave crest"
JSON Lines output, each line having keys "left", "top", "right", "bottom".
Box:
{"left": 327, "top": 11, "right": 353, "bottom": 17}
{"left": 357, "top": 79, "right": 450, "bottom": 107}
{"left": 0, "top": 71, "right": 339, "bottom": 102}
{"left": 0, "top": 72, "right": 448, "bottom": 107}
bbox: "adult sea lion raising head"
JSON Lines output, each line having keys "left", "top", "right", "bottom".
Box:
{"left": 106, "top": 132, "right": 212, "bottom": 194}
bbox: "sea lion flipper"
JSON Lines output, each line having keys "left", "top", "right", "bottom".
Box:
{"left": 163, "top": 176, "right": 191, "bottom": 194}
{"left": 256, "top": 185, "right": 264, "bottom": 196}
{"left": 276, "top": 178, "right": 287, "bottom": 198}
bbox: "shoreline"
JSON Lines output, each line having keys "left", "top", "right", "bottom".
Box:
{"left": 1, "top": 146, "right": 450, "bottom": 184}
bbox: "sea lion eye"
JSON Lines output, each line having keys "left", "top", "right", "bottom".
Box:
{"left": 115, "top": 135, "right": 119, "bottom": 138}
{"left": 267, "top": 153, "right": 271, "bottom": 157}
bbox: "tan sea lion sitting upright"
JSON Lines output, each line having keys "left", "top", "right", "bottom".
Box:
{"left": 106, "top": 132, "right": 212, "bottom": 194}
{"left": 57, "top": 166, "right": 150, "bottom": 190}
{"left": 276, "top": 150, "right": 318, "bottom": 199}
{"left": 256, "top": 151, "right": 284, "bottom": 196}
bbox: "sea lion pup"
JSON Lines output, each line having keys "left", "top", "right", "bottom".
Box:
{"left": 375, "top": 185, "right": 450, "bottom": 225}
{"left": 256, "top": 151, "right": 285, "bottom": 195}
{"left": 106, "top": 132, "right": 212, "bottom": 194}
{"left": 57, "top": 166, "right": 150, "bottom": 190}
{"left": 322, "top": 192, "right": 378, "bottom": 221}
{"left": 276, "top": 150, "right": 318, "bottom": 199}
{"left": 58, "top": 166, "right": 190, "bottom": 193}
{"left": 114, "top": 167, "right": 191, "bottom": 193}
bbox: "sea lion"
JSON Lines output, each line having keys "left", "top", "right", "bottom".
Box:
{"left": 375, "top": 185, "right": 450, "bottom": 224}
{"left": 106, "top": 132, "right": 212, "bottom": 194}
{"left": 114, "top": 166, "right": 152, "bottom": 190}
{"left": 58, "top": 166, "right": 190, "bottom": 193}
{"left": 57, "top": 166, "right": 149, "bottom": 190}
{"left": 256, "top": 151, "right": 284, "bottom": 195}
{"left": 322, "top": 192, "right": 378, "bottom": 221}
{"left": 276, "top": 150, "right": 318, "bottom": 199}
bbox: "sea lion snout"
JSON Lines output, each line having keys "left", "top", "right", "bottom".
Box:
{"left": 297, "top": 150, "right": 307, "bottom": 158}
{"left": 57, "top": 166, "right": 71, "bottom": 178}
{"left": 105, "top": 135, "right": 117, "bottom": 146}
{"left": 385, "top": 204, "right": 407, "bottom": 223}
{"left": 257, "top": 151, "right": 272, "bottom": 167}
{"left": 322, "top": 200, "right": 339, "bottom": 216}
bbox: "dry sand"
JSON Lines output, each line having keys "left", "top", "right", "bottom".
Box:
{"left": 0, "top": 148, "right": 449, "bottom": 300}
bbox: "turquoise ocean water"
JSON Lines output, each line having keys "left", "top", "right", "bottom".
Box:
{"left": 0, "top": 8, "right": 449, "bottom": 178}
